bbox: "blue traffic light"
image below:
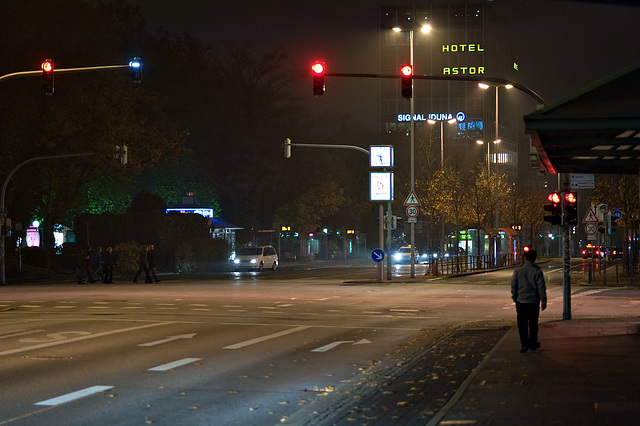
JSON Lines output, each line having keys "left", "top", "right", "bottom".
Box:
{"left": 129, "top": 57, "right": 142, "bottom": 83}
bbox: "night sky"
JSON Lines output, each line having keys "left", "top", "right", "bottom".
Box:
{"left": 130, "top": 0, "right": 640, "bottom": 124}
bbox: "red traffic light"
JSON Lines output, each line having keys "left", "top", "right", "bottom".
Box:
{"left": 400, "top": 65, "right": 412, "bottom": 99}
{"left": 41, "top": 59, "right": 54, "bottom": 95}
{"left": 311, "top": 62, "right": 325, "bottom": 75}
{"left": 41, "top": 60, "right": 54, "bottom": 73}
{"left": 312, "top": 61, "right": 325, "bottom": 96}
{"left": 523, "top": 245, "right": 530, "bottom": 253}
{"left": 547, "top": 192, "right": 561, "bottom": 204}
{"left": 565, "top": 192, "right": 577, "bottom": 204}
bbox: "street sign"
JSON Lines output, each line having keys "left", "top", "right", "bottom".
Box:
{"left": 582, "top": 207, "right": 598, "bottom": 223}
{"left": 403, "top": 190, "right": 420, "bottom": 206}
{"left": 613, "top": 210, "right": 623, "bottom": 220}
{"left": 585, "top": 223, "right": 597, "bottom": 235}
{"left": 370, "top": 172, "right": 394, "bottom": 201}
{"left": 570, "top": 173, "right": 594, "bottom": 189}
{"left": 406, "top": 205, "right": 419, "bottom": 218}
{"left": 371, "top": 248, "right": 385, "bottom": 262}
{"left": 370, "top": 145, "right": 394, "bottom": 168}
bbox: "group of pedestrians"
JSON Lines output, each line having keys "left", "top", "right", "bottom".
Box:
{"left": 77, "top": 243, "right": 159, "bottom": 284}
{"left": 133, "top": 244, "right": 160, "bottom": 283}
{"left": 77, "top": 245, "right": 114, "bottom": 284}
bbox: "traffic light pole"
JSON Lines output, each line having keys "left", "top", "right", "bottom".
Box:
{"left": 0, "top": 64, "right": 134, "bottom": 84}
{"left": 562, "top": 175, "right": 572, "bottom": 320}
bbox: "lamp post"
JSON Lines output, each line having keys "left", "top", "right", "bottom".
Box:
{"left": 475, "top": 138, "right": 501, "bottom": 176}
{"left": 429, "top": 117, "right": 456, "bottom": 255}
{"left": 393, "top": 23, "right": 431, "bottom": 278}
{"left": 479, "top": 82, "right": 512, "bottom": 266}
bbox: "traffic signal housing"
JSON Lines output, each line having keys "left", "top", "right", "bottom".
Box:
{"left": 544, "top": 192, "right": 562, "bottom": 225}
{"left": 311, "top": 61, "right": 325, "bottom": 96}
{"left": 400, "top": 64, "right": 412, "bottom": 99}
{"left": 129, "top": 57, "right": 142, "bottom": 83}
{"left": 41, "top": 59, "right": 54, "bottom": 95}
{"left": 564, "top": 192, "right": 578, "bottom": 226}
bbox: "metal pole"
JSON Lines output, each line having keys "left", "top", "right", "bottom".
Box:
{"left": 440, "top": 121, "right": 445, "bottom": 256}
{"left": 378, "top": 204, "right": 384, "bottom": 282}
{"left": 387, "top": 202, "right": 392, "bottom": 280}
{"left": 494, "top": 87, "right": 500, "bottom": 266}
{"left": 561, "top": 175, "right": 572, "bottom": 320}
{"left": 409, "top": 29, "right": 416, "bottom": 278}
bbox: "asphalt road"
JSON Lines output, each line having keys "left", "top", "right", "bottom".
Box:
{"left": 0, "top": 261, "right": 634, "bottom": 425}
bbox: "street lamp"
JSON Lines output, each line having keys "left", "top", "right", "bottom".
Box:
{"left": 429, "top": 117, "right": 456, "bottom": 255}
{"left": 392, "top": 23, "right": 431, "bottom": 278}
{"left": 479, "top": 82, "right": 511, "bottom": 266}
{"left": 428, "top": 118, "right": 457, "bottom": 170}
{"left": 475, "top": 138, "right": 501, "bottom": 177}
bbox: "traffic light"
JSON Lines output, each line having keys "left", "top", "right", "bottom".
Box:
{"left": 41, "top": 59, "right": 54, "bottom": 95}
{"left": 284, "top": 137, "right": 291, "bottom": 158}
{"left": 311, "top": 61, "right": 325, "bottom": 96}
{"left": 400, "top": 64, "right": 412, "bottom": 99}
{"left": 544, "top": 192, "right": 562, "bottom": 225}
{"left": 564, "top": 192, "right": 578, "bottom": 226}
{"left": 522, "top": 245, "right": 530, "bottom": 253}
{"left": 129, "top": 57, "right": 142, "bottom": 83}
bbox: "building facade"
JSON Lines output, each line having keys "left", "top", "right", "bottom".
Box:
{"left": 379, "top": 1, "right": 520, "bottom": 182}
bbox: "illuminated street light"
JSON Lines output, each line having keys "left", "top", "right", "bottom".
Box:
{"left": 392, "top": 23, "right": 431, "bottom": 278}
{"left": 429, "top": 117, "right": 457, "bottom": 255}
{"left": 476, "top": 139, "right": 501, "bottom": 176}
{"left": 479, "top": 82, "right": 512, "bottom": 266}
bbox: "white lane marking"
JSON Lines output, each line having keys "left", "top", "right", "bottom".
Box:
{"left": 223, "top": 325, "right": 311, "bottom": 350}
{"left": 312, "top": 339, "right": 372, "bottom": 352}
{"left": 0, "top": 330, "right": 45, "bottom": 339}
{"left": 312, "top": 341, "right": 354, "bottom": 352}
{"left": 0, "top": 322, "right": 175, "bottom": 357}
{"left": 148, "top": 358, "right": 202, "bottom": 371}
{"left": 138, "top": 333, "right": 197, "bottom": 347}
{"left": 35, "top": 386, "right": 114, "bottom": 406}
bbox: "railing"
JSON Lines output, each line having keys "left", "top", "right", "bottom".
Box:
{"left": 422, "top": 253, "right": 518, "bottom": 276}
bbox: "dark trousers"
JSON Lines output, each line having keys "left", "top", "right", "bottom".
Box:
{"left": 134, "top": 266, "right": 151, "bottom": 283}
{"left": 516, "top": 302, "right": 540, "bottom": 349}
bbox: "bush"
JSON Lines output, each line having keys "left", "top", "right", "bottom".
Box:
{"left": 114, "top": 241, "right": 142, "bottom": 274}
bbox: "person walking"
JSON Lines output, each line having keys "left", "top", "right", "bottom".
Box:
{"left": 91, "top": 246, "right": 104, "bottom": 283}
{"left": 511, "top": 249, "right": 547, "bottom": 353}
{"left": 77, "top": 245, "right": 93, "bottom": 284}
{"left": 102, "top": 246, "right": 115, "bottom": 283}
{"left": 133, "top": 245, "right": 151, "bottom": 283}
{"left": 147, "top": 244, "right": 160, "bottom": 283}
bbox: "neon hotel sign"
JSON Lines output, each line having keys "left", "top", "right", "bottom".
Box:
{"left": 442, "top": 43, "right": 484, "bottom": 75}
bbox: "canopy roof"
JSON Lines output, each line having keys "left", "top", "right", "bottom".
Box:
{"left": 524, "top": 61, "right": 640, "bottom": 174}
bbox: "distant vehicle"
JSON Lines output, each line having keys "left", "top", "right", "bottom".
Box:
{"left": 610, "top": 248, "right": 623, "bottom": 260}
{"left": 582, "top": 244, "right": 602, "bottom": 259}
{"left": 232, "top": 245, "right": 278, "bottom": 271}
{"left": 393, "top": 246, "right": 419, "bottom": 264}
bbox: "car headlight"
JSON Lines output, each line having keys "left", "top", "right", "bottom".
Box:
{"left": 250, "top": 258, "right": 257, "bottom": 264}
{"left": 393, "top": 253, "right": 402, "bottom": 261}
{"left": 233, "top": 259, "right": 240, "bottom": 264}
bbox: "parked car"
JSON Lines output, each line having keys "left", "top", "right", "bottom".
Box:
{"left": 393, "top": 246, "right": 419, "bottom": 264}
{"left": 232, "top": 245, "right": 278, "bottom": 271}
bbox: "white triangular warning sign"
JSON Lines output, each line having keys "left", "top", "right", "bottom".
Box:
{"left": 582, "top": 207, "right": 598, "bottom": 223}
{"left": 403, "top": 190, "right": 420, "bottom": 206}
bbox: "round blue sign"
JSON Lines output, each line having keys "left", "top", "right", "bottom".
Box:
{"left": 456, "top": 111, "right": 466, "bottom": 122}
{"left": 613, "top": 210, "right": 622, "bottom": 220}
{"left": 371, "top": 248, "right": 385, "bottom": 262}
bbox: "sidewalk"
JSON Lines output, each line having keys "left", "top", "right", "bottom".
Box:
{"left": 433, "top": 317, "right": 640, "bottom": 425}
